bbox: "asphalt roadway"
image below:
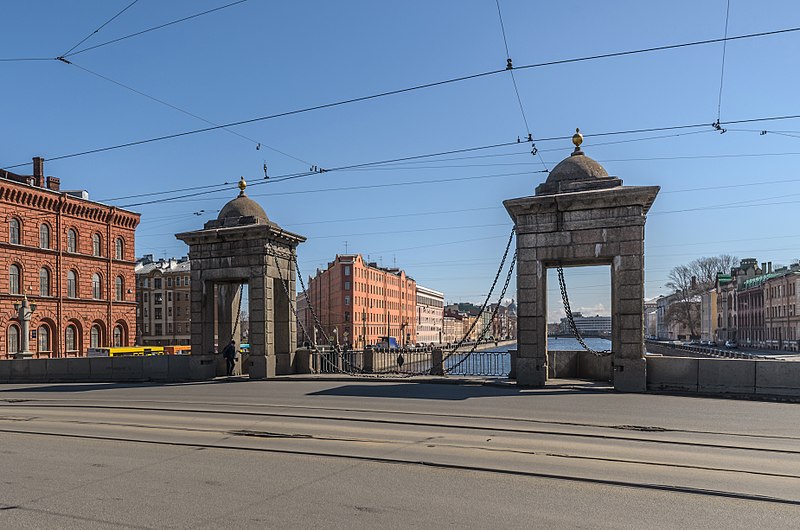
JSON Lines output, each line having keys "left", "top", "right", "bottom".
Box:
{"left": 1, "top": 377, "right": 799, "bottom": 529}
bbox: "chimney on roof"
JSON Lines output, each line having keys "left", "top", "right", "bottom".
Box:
{"left": 46, "top": 176, "right": 60, "bottom": 191}
{"left": 768, "top": 262, "right": 773, "bottom": 274}
{"left": 762, "top": 262, "right": 766, "bottom": 274}
{"left": 32, "top": 157, "right": 44, "bottom": 187}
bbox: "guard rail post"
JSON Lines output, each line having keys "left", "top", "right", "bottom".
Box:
{"left": 431, "top": 348, "right": 444, "bottom": 376}
{"left": 363, "top": 346, "right": 374, "bottom": 373}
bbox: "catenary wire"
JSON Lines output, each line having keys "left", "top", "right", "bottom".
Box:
{"left": 5, "top": 24, "right": 800, "bottom": 170}
{"left": 66, "top": 61, "right": 313, "bottom": 166}
{"left": 60, "top": 0, "right": 140, "bottom": 57}
{"left": 716, "top": 0, "right": 732, "bottom": 122}
{"left": 64, "top": 0, "right": 249, "bottom": 58}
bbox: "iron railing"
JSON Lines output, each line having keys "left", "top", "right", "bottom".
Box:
{"left": 309, "top": 348, "right": 511, "bottom": 377}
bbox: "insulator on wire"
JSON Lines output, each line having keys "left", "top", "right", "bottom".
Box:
{"left": 506, "top": 58, "right": 513, "bottom": 70}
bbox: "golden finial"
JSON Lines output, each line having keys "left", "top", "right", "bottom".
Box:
{"left": 572, "top": 128, "right": 583, "bottom": 148}
{"left": 238, "top": 176, "right": 247, "bottom": 194}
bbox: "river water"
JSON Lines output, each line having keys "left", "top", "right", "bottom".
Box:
{"left": 446, "top": 338, "right": 612, "bottom": 376}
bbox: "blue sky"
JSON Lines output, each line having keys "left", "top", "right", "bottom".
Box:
{"left": 3, "top": 1, "right": 800, "bottom": 322}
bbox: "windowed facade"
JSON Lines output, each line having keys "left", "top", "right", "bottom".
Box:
{"left": 115, "top": 276, "right": 124, "bottom": 301}
{"left": 7, "top": 325, "right": 20, "bottom": 354}
{"left": 0, "top": 161, "right": 139, "bottom": 359}
{"left": 67, "top": 229, "right": 77, "bottom": 252}
{"left": 65, "top": 325, "right": 77, "bottom": 353}
{"left": 67, "top": 270, "right": 77, "bottom": 298}
{"left": 113, "top": 325, "right": 123, "bottom": 347}
{"left": 9, "top": 218, "right": 20, "bottom": 245}
{"left": 92, "top": 233, "right": 102, "bottom": 256}
{"left": 39, "top": 268, "right": 50, "bottom": 296}
{"left": 39, "top": 224, "right": 50, "bottom": 249}
{"left": 37, "top": 325, "right": 50, "bottom": 353}
{"left": 9, "top": 264, "right": 20, "bottom": 295}
{"left": 90, "top": 325, "right": 102, "bottom": 348}
{"left": 91, "top": 273, "right": 102, "bottom": 299}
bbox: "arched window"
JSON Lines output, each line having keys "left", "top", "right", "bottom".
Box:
{"left": 115, "top": 238, "right": 124, "bottom": 260}
{"left": 115, "top": 276, "right": 124, "bottom": 301}
{"left": 67, "top": 229, "right": 77, "bottom": 253}
{"left": 39, "top": 223, "right": 50, "bottom": 249}
{"left": 92, "top": 233, "right": 102, "bottom": 257}
{"left": 37, "top": 325, "right": 50, "bottom": 353}
{"left": 113, "top": 325, "right": 123, "bottom": 347}
{"left": 39, "top": 268, "right": 50, "bottom": 296}
{"left": 65, "top": 325, "right": 77, "bottom": 353}
{"left": 91, "top": 273, "right": 102, "bottom": 299}
{"left": 7, "top": 324, "right": 20, "bottom": 354}
{"left": 9, "top": 264, "right": 20, "bottom": 295}
{"left": 9, "top": 218, "right": 20, "bottom": 245}
{"left": 90, "top": 324, "right": 102, "bottom": 348}
{"left": 67, "top": 270, "right": 77, "bottom": 298}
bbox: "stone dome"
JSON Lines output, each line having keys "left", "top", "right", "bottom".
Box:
{"left": 545, "top": 150, "right": 609, "bottom": 183}
{"left": 535, "top": 129, "right": 621, "bottom": 195}
{"left": 217, "top": 193, "right": 269, "bottom": 222}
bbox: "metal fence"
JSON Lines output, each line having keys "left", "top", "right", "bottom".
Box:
{"left": 310, "top": 348, "right": 511, "bottom": 377}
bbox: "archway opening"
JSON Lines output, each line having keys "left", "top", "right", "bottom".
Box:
{"left": 546, "top": 264, "right": 612, "bottom": 380}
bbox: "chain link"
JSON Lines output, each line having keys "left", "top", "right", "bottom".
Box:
{"left": 441, "top": 226, "right": 516, "bottom": 360}
{"left": 445, "top": 249, "right": 517, "bottom": 373}
{"left": 557, "top": 266, "right": 612, "bottom": 357}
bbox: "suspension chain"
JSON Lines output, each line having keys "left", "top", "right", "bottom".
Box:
{"left": 445, "top": 249, "right": 517, "bottom": 373}
{"left": 442, "top": 226, "right": 516, "bottom": 358}
{"left": 557, "top": 266, "right": 612, "bottom": 357}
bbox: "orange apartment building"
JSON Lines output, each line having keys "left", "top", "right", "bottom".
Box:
{"left": 301, "top": 254, "right": 416, "bottom": 349}
{"left": 0, "top": 158, "right": 139, "bottom": 358}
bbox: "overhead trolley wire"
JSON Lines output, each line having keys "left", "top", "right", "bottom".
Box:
{"left": 66, "top": 61, "right": 313, "bottom": 166}
{"left": 63, "top": 0, "right": 250, "bottom": 58}
{"left": 494, "top": 0, "right": 547, "bottom": 171}
{"left": 716, "top": 0, "right": 732, "bottom": 123}
{"left": 60, "top": 0, "right": 140, "bottom": 57}
{"left": 5, "top": 23, "right": 800, "bottom": 170}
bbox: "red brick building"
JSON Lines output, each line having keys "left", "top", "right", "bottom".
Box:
{"left": 301, "top": 255, "right": 416, "bottom": 349}
{"left": 0, "top": 158, "right": 140, "bottom": 358}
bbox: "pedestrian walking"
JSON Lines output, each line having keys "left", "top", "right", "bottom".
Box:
{"left": 222, "top": 340, "right": 237, "bottom": 376}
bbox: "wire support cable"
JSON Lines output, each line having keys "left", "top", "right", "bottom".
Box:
{"left": 63, "top": 0, "right": 249, "bottom": 58}
{"left": 716, "top": 0, "right": 732, "bottom": 123}
{"left": 60, "top": 0, "right": 140, "bottom": 57}
{"left": 66, "top": 61, "right": 312, "bottom": 166}
{"left": 7, "top": 23, "right": 800, "bottom": 170}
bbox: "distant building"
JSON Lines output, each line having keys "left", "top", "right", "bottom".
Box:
{"left": 0, "top": 158, "right": 139, "bottom": 358}
{"left": 699, "top": 289, "right": 718, "bottom": 342}
{"left": 644, "top": 298, "right": 658, "bottom": 338}
{"left": 416, "top": 285, "right": 444, "bottom": 345}
{"left": 135, "top": 255, "right": 191, "bottom": 346}
{"left": 762, "top": 266, "right": 800, "bottom": 351}
{"left": 301, "top": 254, "right": 416, "bottom": 349}
{"left": 716, "top": 258, "right": 762, "bottom": 343}
{"left": 442, "top": 315, "right": 460, "bottom": 344}
{"left": 559, "top": 313, "right": 611, "bottom": 336}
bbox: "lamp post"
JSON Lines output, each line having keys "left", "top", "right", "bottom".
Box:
{"left": 13, "top": 294, "right": 37, "bottom": 359}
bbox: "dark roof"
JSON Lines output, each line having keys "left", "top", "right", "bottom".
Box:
{"left": 217, "top": 192, "right": 269, "bottom": 222}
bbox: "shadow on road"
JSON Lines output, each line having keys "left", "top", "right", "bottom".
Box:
{"left": 307, "top": 381, "right": 610, "bottom": 400}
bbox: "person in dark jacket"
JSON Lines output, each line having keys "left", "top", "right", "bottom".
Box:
{"left": 222, "top": 340, "right": 237, "bottom": 376}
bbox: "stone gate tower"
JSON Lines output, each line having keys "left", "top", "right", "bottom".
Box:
{"left": 177, "top": 178, "right": 305, "bottom": 379}
{"left": 504, "top": 130, "right": 659, "bottom": 391}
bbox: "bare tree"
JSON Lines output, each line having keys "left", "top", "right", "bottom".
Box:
{"left": 665, "top": 255, "right": 738, "bottom": 339}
